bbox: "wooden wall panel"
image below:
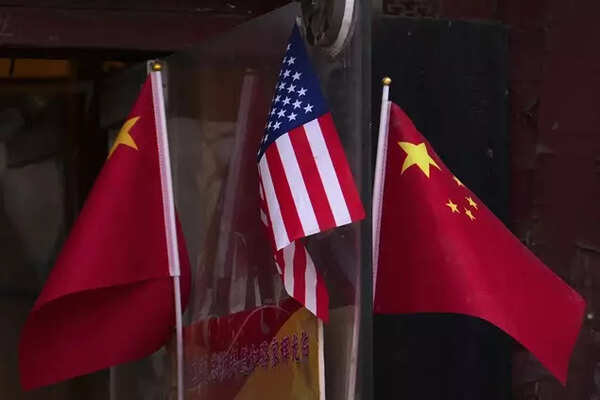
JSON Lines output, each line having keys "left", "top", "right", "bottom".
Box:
{"left": 0, "top": 1, "right": 290, "bottom": 50}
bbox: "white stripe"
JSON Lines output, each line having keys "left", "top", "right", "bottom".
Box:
{"left": 259, "top": 156, "right": 289, "bottom": 249}
{"left": 282, "top": 243, "right": 296, "bottom": 298}
{"left": 275, "top": 134, "right": 320, "bottom": 237}
{"left": 304, "top": 247, "right": 318, "bottom": 315}
{"left": 304, "top": 119, "right": 352, "bottom": 226}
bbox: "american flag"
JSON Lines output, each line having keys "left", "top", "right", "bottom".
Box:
{"left": 258, "top": 25, "right": 364, "bottom": 320}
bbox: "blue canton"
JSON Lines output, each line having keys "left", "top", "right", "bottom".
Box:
{"left": 257, "top": 25, "right": 329, "bottom": 160}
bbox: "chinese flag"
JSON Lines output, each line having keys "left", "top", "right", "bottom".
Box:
{"left": 374, "top": 102, "right": 585, "bottom": 384}
{"left": 19, "top": 75, "right": 190, "bottom": 390}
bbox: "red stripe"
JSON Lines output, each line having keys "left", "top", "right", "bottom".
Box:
{"left": 315, "top": 270, "right": 330, "bottom": 322}
{"left": 318, "top": 114, "right": 365, "bottom": 221}
{"left": 293, "top": 243, "right": 306, "bottom": 305}
{"left": 288, "top": 126, "right": 337, "bottom": 231}
{"left": 265, "top": 145, "right": 305, "bottom": 243}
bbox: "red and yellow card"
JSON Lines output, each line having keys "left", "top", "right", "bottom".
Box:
{"left": 184, "top": 299, "right": 322, "bottom": 399}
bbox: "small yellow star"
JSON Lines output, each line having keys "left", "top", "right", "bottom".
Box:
{"left": 445, "top": 199, "right": 459, "bottom": 213}
{"left": 397, "top": 141, "right": 440, "bottom": 178}
{"left": 465, "top": 208, "right": 476, "bottom": 221}
{"left": 453, "top": 176, "right": 464, "bottom": 187}
{"left": 466, "top": 197, "right": 478, "bottom": 210}
{"left": 108, "top": 116, "right": 140, "bottom": 158}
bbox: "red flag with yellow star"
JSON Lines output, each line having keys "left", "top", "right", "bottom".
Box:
{"left": 19, "top": 75, "right": 190, "bottom": 390}
{"left": 373, "top": 102, "right": 585, "bottom": 384}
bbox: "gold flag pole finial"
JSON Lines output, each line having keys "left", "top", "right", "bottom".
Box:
{"left": 382, "top": 76, "right": 392, "bottom": 86}
{"left": 151, "top": 61, "right": 163, "bottom": 72}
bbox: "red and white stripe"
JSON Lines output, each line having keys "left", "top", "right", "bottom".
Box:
{"left": 258, "top": 113, "right": 364, "bottom": 251}
{"left": 259, "top": 181, "right": 329, "bottom": 321}
{"left": 274, "top": 242, "right": 329, "bottom": 320}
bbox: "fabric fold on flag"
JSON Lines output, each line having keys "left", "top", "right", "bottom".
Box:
{"left": 373, "top": 101, "right": 586, "bottom": 384}
{"left": 259, "top": 179, "right": 330, "bottom": 321}
{"left": 19, "top": 75, "right": 191, "bottom": 390}
{"left": 257, "top": 25, "right": 364, "bottom": 321}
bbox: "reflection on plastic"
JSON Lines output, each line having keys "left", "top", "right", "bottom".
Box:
{"left": 152, "top": 3, "right": 367, "bottom": 400}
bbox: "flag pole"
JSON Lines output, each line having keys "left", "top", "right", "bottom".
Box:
{"left": 149, "top": 61, "right": 184, "bottom": 400}
{"left": 372, "top": 77, "right": 392, "bottom": 301}
{"left": 318, "top": 319, "right": 326, "bottom": 400}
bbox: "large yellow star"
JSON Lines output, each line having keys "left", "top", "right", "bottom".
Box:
{"left": 398, "top": 141, "right": 440, "bottom": 178}
{"left": 108, "top": 116, "right": 140, "bottom": 158}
